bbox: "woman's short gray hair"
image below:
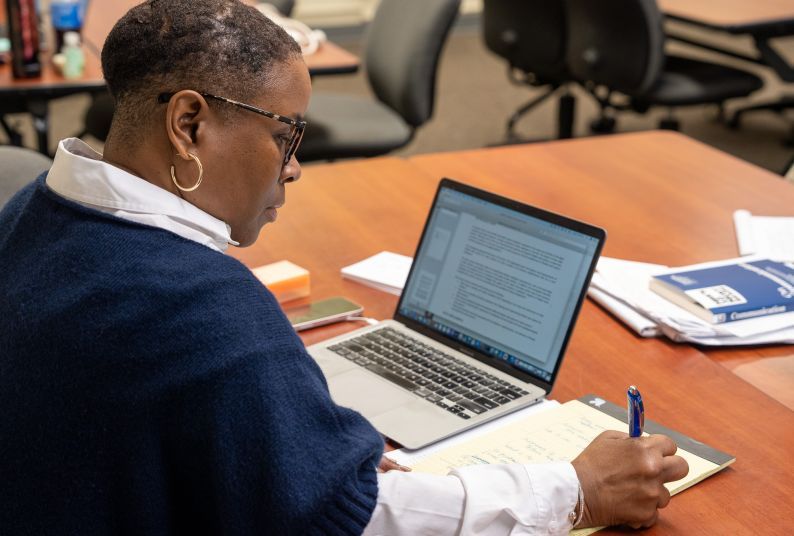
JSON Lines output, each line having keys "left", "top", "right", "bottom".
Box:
{"left": 102, "top": 0, "right": 302, "bottom": 134}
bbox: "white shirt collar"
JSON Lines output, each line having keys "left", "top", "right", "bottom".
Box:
{"left": 46, "top": 138, "right": 239, "bottom": 252}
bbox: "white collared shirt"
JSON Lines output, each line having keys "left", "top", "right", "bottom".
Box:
{"left": 46, "top": 138, "right": 580, "bottom": 535}
{"left": 46, "top": 138, "right": 238, "bottom": 252}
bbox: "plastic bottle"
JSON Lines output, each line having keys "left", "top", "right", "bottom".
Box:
{"left": 6, "top": 0, "right": 42, "bottom": 78}
{"left": 0, "top": 37, "right": 10, "bottom": 65}
{"left": 61, "top": 30, "right": 84, "bottom": 79}
{"left": 50, "top": 0, "right": 83, "bottom": 54}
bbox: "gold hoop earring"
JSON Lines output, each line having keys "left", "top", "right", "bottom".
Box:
{"left": 170, "top": 153, "right": 204, "bottom": 192}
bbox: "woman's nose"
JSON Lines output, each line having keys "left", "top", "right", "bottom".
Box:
{"left": 279, "top": 155, "right": 301, "bottom": 184}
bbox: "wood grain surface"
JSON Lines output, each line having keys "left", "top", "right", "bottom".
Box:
{"left": 1, "top": 0, "right": 358, "bottom": 92}
{"left": 81, "top": 0, "right": 359, "bottom": 74}
{"left": 659, "top": 0, "right": 794, "bottom": 30}
{"left": 0, "top": 51, "right": 104, "bottom": 94}
{"left": 229, "top": 131, "right": 794, "bottom": 535}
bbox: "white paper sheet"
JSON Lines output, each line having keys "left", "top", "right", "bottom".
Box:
{"left": 587, "top": 281, "right": 660, "bottom": 337}
{"left": 734, "top": 209, "right": 794, "bottom": 261}
{"left": 341, "top": 251, "right": 412, "bottom": 295}
{"left": 590, "top": 256, "right": 794, "bottom": 346}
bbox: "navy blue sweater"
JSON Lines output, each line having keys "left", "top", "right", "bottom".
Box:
{"left": 0, "top": 176, "right": 383, "bottom": 535}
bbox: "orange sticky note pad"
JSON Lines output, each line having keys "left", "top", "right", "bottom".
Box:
{"left": 251, "top": 260, "right": 310, "bottom": 303}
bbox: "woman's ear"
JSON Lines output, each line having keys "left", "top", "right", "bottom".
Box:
{"left": 164, "top": 90, "right": 209, "bottom": 159}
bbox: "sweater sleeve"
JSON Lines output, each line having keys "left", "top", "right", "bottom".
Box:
{"left": 148, "top": 260, "right": 384, "bottom": 535}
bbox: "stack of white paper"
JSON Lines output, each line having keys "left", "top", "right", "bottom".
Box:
{"left": 341, "top": 251, "right": 412, "bottom": 295}
{"left": 588, "top": 256, "right": 794, "bottom": 346}
{"left": 340, "top": 250, "right": 793, "bottom": 346}
{"left": 733, "top": 210, "right": 794, "bottom": 261}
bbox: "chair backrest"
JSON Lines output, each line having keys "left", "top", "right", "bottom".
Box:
{"left": 784, "top": 155, "right": 794, "bottom": 182}
{"left": 364, "top": 0, "right": 461, "bottom": 128}
{"left": 0, "top": 147, "right": 52, "bottom": 209}
{"left": 482, "top": 0, "right": 568, "bottom": 84}
{"left": 565, "top": 0, "right": 665, "bottom": 95}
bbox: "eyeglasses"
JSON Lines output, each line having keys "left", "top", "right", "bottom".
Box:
{"left": 157, "top": 92, "right": 307, "bottom": 168}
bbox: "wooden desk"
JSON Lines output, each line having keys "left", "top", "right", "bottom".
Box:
{"left": 229, "top": 131, "right": 794, "bottom": 534}
{"left": 660, "top": 0, "right": 794, "bottom": 33}
{"left": 0, "top": 52, "right": 104, "bottom": 97}
{"left": 81, "top": 0, "right": 359, "bottom": 75}
{"left": 407, "top": 131, "right": 794, "bottom": 382}
{"left": 302, "top": 42, "right": 359, "bottom": 76}
{"left": 1, "top": 0, "right": 359, "bottom": 154}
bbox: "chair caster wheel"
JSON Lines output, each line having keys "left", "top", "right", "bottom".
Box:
{"left": 590, "top": 117, "right": 616, "bottom": 134}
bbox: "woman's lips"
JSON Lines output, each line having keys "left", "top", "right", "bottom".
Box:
{"left": 265, "top": 204, "right": 283, "bottom": 222}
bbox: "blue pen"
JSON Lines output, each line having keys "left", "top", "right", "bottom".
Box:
{"left": 627, "top": 385, "right": 644, "bottom": 438}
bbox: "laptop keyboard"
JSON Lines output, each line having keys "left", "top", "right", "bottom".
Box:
{"left": 327, "top": 327, "right": 530, "bottom": 420}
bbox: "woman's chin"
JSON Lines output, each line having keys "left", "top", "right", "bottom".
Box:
{"left": 231, "top": 227, "right": 260, "bottom": 248}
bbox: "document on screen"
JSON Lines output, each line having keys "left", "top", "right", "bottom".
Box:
{"left": 421, "top": 213, "right": 588, "bottom": 370}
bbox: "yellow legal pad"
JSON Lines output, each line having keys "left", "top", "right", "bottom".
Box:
{"left": 409, "top": 396, "right": 735, "bottom": 535}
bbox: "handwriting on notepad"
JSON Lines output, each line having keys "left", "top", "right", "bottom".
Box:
{"left": 465, "top": 419, "right": 603, "bottom": 463}
{"left": 412, "top": 400, "right": 719, "bottom": 500}
{"left": 411, "top": 399, "right": 724, "bottom": 536}
{"left": 412, "top": 405, "right": 621, "bottom": 475}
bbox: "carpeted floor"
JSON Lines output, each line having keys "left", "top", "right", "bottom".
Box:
{"left": 312, "top": 20, "right": 794, "bottom": 178}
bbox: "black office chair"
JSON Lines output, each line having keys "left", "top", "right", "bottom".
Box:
{"left": 80, "top": 0, "right": 297, "bottom": 143}
{"left": 565, "top": 0, "right": 764, "bottom": 133}
{"left": 296, "top": 0, "right": 461, "bottom": 161}
{"left": 783, "top": 154, "right": 794, "bottom": 181}
{"left": 482, "top": 0, "right": 575, "bottom": 140}
{"left": 82, "top": 90, "right": 115, "bottom": 143}
{"left": 0, "top": 146, "right": 52, "bottom": 209}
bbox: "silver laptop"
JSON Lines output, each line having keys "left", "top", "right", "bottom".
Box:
{"left": 309, "top": 178, "right": 605, "bottom": 449}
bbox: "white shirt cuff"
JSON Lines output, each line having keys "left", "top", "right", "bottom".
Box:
{"left": 452, "top": 462, "right": 578, "bottom": 535}
{"left": 521, "top": 461, "right": 580, "bottom": 534}
{"left": 363, "top": 470, "right": 464, "bottom": 535}
{"left": 363, "top": 462, "right": 579, "bottom": 536}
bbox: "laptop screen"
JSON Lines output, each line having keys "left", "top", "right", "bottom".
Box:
{"left": 396, "top": 179, "right": 604, "bottom": 388}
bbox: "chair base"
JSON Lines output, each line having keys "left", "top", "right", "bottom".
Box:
{"left": 590, "top": 116, "right": 616, "bottom": 134}
{"left": 658, "top": 117, "right": 680, "bottom": 131}
{"left": 506, "top": 87, "right": 557, "bottom": 140}
{"left": 505, "top": 85, "right": 576, "bottom": 141}
{"left": 729, "top": 95, "right": 794, "bottom": 128}
{"left": 728, "top": 95, "right": 794, "bottom": 145}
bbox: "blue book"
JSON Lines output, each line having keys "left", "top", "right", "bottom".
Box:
{"left": 650, "top": 259, "right": 794, "bottom": 324}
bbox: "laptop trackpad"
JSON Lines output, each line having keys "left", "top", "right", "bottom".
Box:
{"left": 327, "top": 369, "right": 414, "bottom": 418}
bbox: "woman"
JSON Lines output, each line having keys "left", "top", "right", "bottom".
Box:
{"left": 0, "top": 1, "right": 686, "bottom": 534}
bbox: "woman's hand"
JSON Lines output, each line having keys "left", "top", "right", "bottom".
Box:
{"left": 572, "top": 430, "right": 689, "bottom": 529}
{"left": 377, "top": 456, "right": 412, "bottom": 473}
